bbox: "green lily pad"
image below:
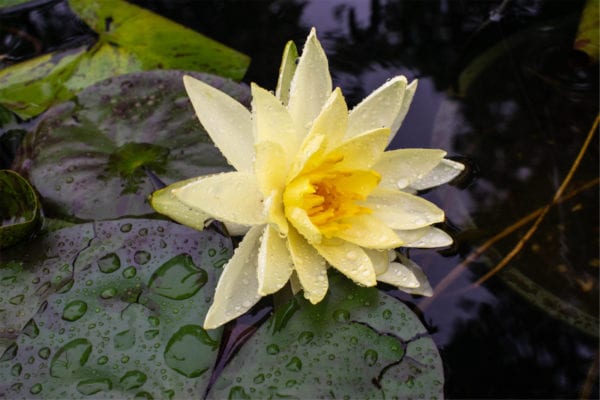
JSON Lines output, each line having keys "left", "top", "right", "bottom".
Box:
{"left": 209, "top": 273, "right": 444, "bottom": 399}
{"left": 0, "top": 169, "right": 41, "bottom": 249}
{"left": 0, "top": 218, "right": 233, "bottom": 398}
{"left": 12, "top": 70, "right": 248, "bottom": 220}
{"left": 0, "top": 0, "right": 249, "bottom": 119}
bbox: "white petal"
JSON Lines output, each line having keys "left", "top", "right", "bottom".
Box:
{"left": 379, "top": 253, "right": 433, "bottom": 296}
{"left": 347, "top": 76, "right": 417, "bottom": 140}
{"left": 409, "top": 158, "right": 465, "bottom": 191}
{"left": 204, "top": 225, "right": 264, "bottom": 329}
{"left": 287, "top": 28, "right": 332, "bottom": 138}
{"left": 314, "top": 239, "right": 376, "bottom": 286}
{"left": 401, "top": 227, "right": 453, "bottom": 248}
{"left": 364, "top": 249, "right": 392, "bottom": 275}
{"left": 173, "top": 172, "right": 265, "bottom": 226}
{"left": 287, "top": 227, "right": 328, "bottom": 303}
{"left": 252, "top": 83, "right": 298, "bottom": 157}
{"left": 183, "top": 76, "right": 254, "bottom": 172}
{"left": 374, "top": 149, "right": 446, "bottom": 190}
{"left": 365, "top": 188, "right": 445, "bottom": 230}
{"left": 389, "top": 79, "right": 418, "bottom": 142}
{"left": 275, "top": 40, "right": 298, "bottom": 106}
{"left": 376, "top": 261, "right": 420, "bottom": 288}
{"left": 150, "top": 176, "right": 210, "bottom": 232}
{"left": 257, "top": 225, "right": 294, "bottom": 296}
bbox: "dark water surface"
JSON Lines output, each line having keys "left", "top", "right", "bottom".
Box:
{"left": 1, "top": 0, "right": 598, "bottom": 398}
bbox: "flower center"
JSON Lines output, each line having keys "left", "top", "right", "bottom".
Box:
{"left": 283, "top": 155, "right": 381, "bottom": 239}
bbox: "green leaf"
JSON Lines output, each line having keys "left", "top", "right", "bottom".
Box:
{"left": 0, "top": 218, "right": 233, "bottom": 398}
{"left": 68, "top": 0, "right": 249, "bottom": 79}
{"left": 0, "top": 1, "right": 249, "bottom": 119}
{"left": 209, "top": 273, "right": 444, "bottom": 399}
{"left": 12, "top": 70, "right": 249, "bottom": 220}
{"left": 0, "top": 169, "right": 41, "bottom": 249}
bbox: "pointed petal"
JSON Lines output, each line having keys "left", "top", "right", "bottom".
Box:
{"left": 257, "top": 225, "right": 294, "bottom": 296}
{"left": 275, "top": 40, "right": 298, "bottom": 106}
{"left": 328, "top": 127, "right": 390, "bottom": 170}
{"left": 364, "top": 249, "right": 392, "bottom": 275}
{"left": 314, "top": 239, "right": 376, "bottom": 286}
{"left": 365, "top": 188, "right": 445, "bottom": 230}
{"left": 150, "top": 176, "right": 210, "bottom": 232}
{"left": 374, "top": 149, "right": 446, "bottom": 190}
{"left": 286, "top": 206, "right": 322, "bottom": 244}
{"left": 335, "top": 215, "right": 403, "bottom": 249}
{"left": 287, "top": 227, "right": 328, "bottom": 303}
{"left": 409, "top": 158, "right": 465, "bottom": 190}
{"left": 252, "top": 83, "right": 298, "bottom": 156}
{"left": 377, "top": 253, "right": 433, "bottom": 296}
{"left": 204, "top": 225, "right": 264, "bottom": 329}
{"left": 289, "top": 271, "right": 302, "bottom": 295}
{"left": 401, "top": 226, "right": 453, "bottom": 248}
{"left": 347, "top": 76, "right": 417, "bottom": 141}
{"left": 173, "top": 172, "right": 265, "bottom": 226}
{"left": 376, "top": 261, "right": 420, "bottom": 288}
{"left": 183, "top": 75, "right": 254, "bottom": 172}
{"left": 302, "top": 87, "right": 348, "bottom": 152}
{"left": 287, "top": 28, "right": 332, "bottom": 137}
{"left": 254, "top": 141, "right": 288, "bottom": 196}
{"left": 389, "top": 79, "right": 418, "bottom": 142}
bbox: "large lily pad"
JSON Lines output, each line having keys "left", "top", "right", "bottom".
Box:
{"left": 209, "top": 273, "right": 444, "bottom": 399}
{"left": 0, "top": 0, "right": 249, "bottom": 119}
{"left": 0, "top": 218, "right": 233, "bottom": 398}
{"left": 0, "top": 169, "right": 41, "bottom": 249}
{"left": 12, "top": 70, "right": 248, "bottom": 220}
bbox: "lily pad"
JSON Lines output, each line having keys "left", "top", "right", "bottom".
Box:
{"left": 209, "top": 273, "right": 444, "bottom": 399}
{"left": 0, "top": 218, "right": 233, "bottom": 398}
{"left": 0, "top": 169, "right": 41, "bottom": 249}
{"left": 0, "top": 0, "right": 249, "bottom": 119}
{"left": 12, "top": 70, "right": 249, "bottom": 220}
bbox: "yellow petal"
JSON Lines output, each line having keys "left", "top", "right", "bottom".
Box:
{"left": 409, "top": 158, "right": 465, "bottom": 191}
{"left": 150, "top": 176, "right": 210, "bottom": 232}
{"left": 204, "top": 225, "right": 264, "bottom": 329}
{"left": 374, "top": 149, "right": 446, "bottom": 190}
{"left": 364, "top": 188, "right": 445, "bottom": 230}
{"left": 251, "top": 84, "right": 298, "bottom": 157}
{"left": 275, "top": 40, "right": 298, "bottom": 106}
{"left": 183, "top": 76, "right": 254, "bottom": 172}
{"left": 287, "top": 227, "right": 328, "bottom": 303}
{"left": 335, "top": 215, "right": 403, "bottom": 249}
{"left": 314, "top": 239, "right": 376, "bottom": 286}
{"left": 173, "top": 172, "right": 265, "bottom": 226}
{"left": 390, "top": 79, "right": 418, "bottom": 141}
{"left": 327, "top": 127, "right": 390, "bottom": 170}
{"left": 257, "top": 225, "right": 294, "bottom": 296}
{"left": 286, "top": 206, "right": 322, "bottom": 244}
{"left": 287, "top": 28, "right": 332, "bottom": 138}
{"left": 347, "top": 76, "right": 417, "bottom": 141}
{"left": 301, "top": 87, "right": 348, "bottom": 153}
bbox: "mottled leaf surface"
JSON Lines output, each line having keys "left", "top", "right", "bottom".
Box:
{"left": 0, "top": 169, "right": 40, "bottom": 249}
{"left": 12, "top": 70, "right": 248, "bottom": 220}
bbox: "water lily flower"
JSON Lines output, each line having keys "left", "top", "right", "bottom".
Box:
{"left": 151, "top": 28, "right": 464, "bottom": 329}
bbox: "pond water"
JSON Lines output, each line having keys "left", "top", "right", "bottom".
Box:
{"left": 1, "top": 0, "right": 598, "bottom": 398}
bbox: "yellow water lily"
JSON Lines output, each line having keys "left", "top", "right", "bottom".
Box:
{"left": 150, "top": 28, "right": 464, "bottom": 329}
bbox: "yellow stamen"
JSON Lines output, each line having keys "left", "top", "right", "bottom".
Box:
{"left": 283, "top": 155, "right": 381, "bottom": 239}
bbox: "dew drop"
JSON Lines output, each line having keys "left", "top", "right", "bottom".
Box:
{"left": 164, "top": 325, "right": 218, "bottom": 377}
{"left": 100, "top": 288, "right": 117, "bottom": 299}
{"left": 97, "top": 356, "right": 108, "bottom": 365}
{"left": 98, "top": 253, "right": 121, "bottom": 273}
{"left": 133, "top": 251, "right": 151, "bottom": 265}
{"left": 76, "top": 378, "right": 112, "bottom": 395}
{"left": 10, "top": 363, "right": 22, "bottom": 377}
{"left": 147, "top": 254, "right": 206, "bottom": 300}
{"left": 62, "top": 300, "right": 88, "bottom": 322}
{"left": 9, "top": 294, "right": 24, "bottom": 305}
{"left": 285, "top": 356, "right": 302, "bottom": 372}
{"left": 333, "top": 309, "right": 350, "bottom": 322}
{"left": 364, "top": 349, "right": 378, "bottom": 366}
{"left": 114, "top": 329, "right": 136, "bottom": 351}
{"left": 50, "top": 339, "right": 92, "bottom": 378}
{"left": 120, "top": 370, "right": 147, "bottom": 390}
{"left": 122, "top": 266, "right": 137, "bottom": 279}
{"left": 382, "top": 309, "right": 392, "bottom": 320}
{"left": 38, "top": 347, "right": 51, "bottom": 360}
{"left": 120, "top": 223, "right": 132, "bottom": 232}
{"left": 29, "top": 383, "right": 42, "bottom": 395}
{"left": 266, "top": 344, "right": 280, "bottom": 355}
{"left": 253, "top": 373, "right": 265, "bottom": 384}
{"left": 297, "top": 331, "right": 314, "bottom": 345}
